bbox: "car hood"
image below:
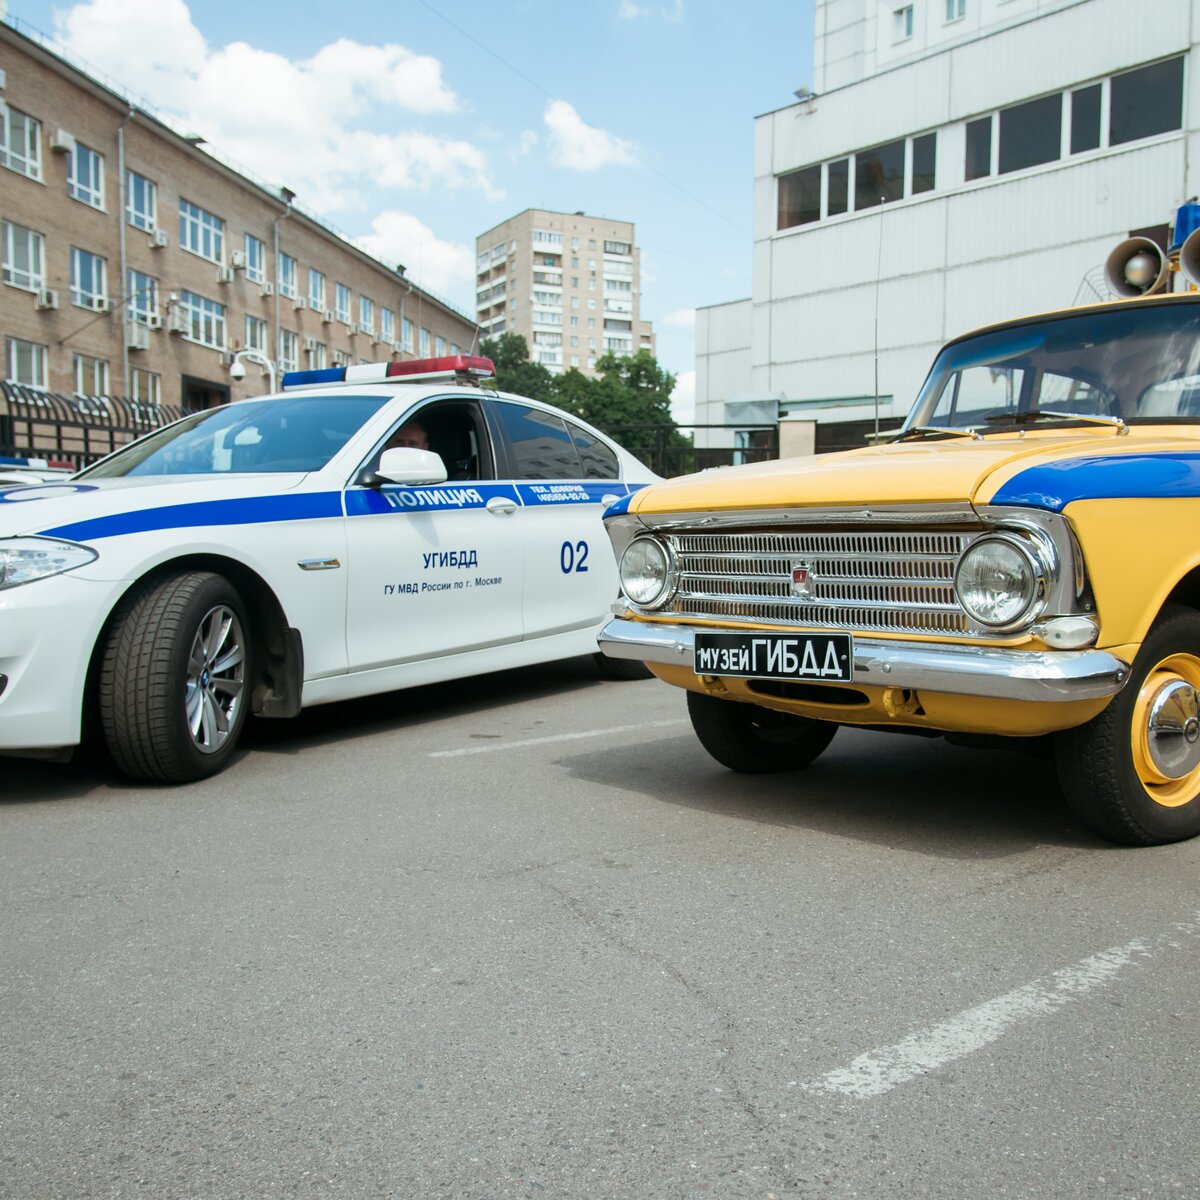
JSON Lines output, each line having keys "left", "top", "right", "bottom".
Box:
{"left": 625, "top": 428, "right": 1200, "bottom": 517}
{"left": 0, "top": 474, "right": 315, "bottom": 540}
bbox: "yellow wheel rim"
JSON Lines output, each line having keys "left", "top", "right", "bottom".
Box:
{"left": 1131, "top": 652, "right": 1200, "bottom": 808}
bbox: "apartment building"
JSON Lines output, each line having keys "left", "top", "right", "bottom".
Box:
{"left": 475, "top": 208, "right": 654, "bottom": 377}
{"left": 697, "top": 0, "right": 1198, "bottom": 450}
{"left": 0, "top": 19, "right": 478, "bottom": 411}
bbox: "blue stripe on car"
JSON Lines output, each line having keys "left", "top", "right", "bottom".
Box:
{"left": 991, "top": 453, "right": 1200, "bottom": 512}
{"left": 42, "top": 492, "right": 345, "bottom": 541}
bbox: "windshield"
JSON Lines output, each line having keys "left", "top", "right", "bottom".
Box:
{"left": 904, "top": 302, "right": 1200, "bottom": 431}
{"left": 80, "top": 395, "right": 389, "bottom": 478}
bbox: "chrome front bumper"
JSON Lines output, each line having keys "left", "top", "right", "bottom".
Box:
{"left": 598, "top": 618, "right": 1130, "bottom": 704}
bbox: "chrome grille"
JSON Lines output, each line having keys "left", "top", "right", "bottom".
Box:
{"left": 662, "top": 529, "right": 981, "bottom": 636}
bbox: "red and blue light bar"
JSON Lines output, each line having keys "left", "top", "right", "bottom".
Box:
{"left": 281, "top": 354, "right": 496, "bottom": 391}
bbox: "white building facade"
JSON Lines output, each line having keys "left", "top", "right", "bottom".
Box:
{"left": 697, "top": 0, "right": 1200, "bottom": 450}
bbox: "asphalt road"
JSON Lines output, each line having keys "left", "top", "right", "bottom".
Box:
{"left": 3, "top": 659, "right": 1199, "bottom": 1199}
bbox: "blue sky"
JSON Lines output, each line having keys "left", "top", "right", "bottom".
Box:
{"left": 6, "top": 0, "right": 816, "bottom": 417}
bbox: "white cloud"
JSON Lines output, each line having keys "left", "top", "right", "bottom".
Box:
{"left": 618, "top": 0, "right": 685, "bottom": 20}
{"left": 52, "top": 0, "right": 494, "bottom": 211}
{"left": 663, "top": 308, "right": 696, "bottom": 329}
{"left": 354, "top": 211, "right": 475, "bottom": 302}
{"left": 671, "top": 371, "right": 696, "bottom": 425}
{"left": 544, "top": 100, "right": 636, "bottom": 171}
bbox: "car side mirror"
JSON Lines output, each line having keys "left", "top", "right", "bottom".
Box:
{"left": 374, "top": 447, "right": 448, "bottom": 486}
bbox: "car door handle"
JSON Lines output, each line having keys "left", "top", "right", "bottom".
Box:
{"left": 486, "top": 496, "right": 518, "bottom": 516}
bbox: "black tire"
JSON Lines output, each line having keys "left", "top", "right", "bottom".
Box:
{"left": 687, "top": 690, "right": 837, "bottom": 773}
{"left": 592, "top": 651, "right": 653, "bottom": 681}
{"left": 99, "top": 571, "right": 252, "bottom": 783}
{"left": 1056, "top": 604, "right": 1200, "bottom": 845}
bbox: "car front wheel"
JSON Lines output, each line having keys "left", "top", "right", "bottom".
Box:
{"left": 1056, "top": 604, "right": 1200, "bottom": 845}
{"left": 687, "top": 690, "right": 837, "bottom": 773}
{"left": 99, "top": 571, "right": 252, "bottom": 783}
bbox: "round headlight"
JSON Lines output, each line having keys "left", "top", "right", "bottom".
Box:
{"left": 955, "top": 536, "right": 1043, "bottom": 628}
{"left": 620, "top": 536, "right": 674, "bottom": 608}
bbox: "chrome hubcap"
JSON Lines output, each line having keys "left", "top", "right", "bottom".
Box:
{"left": 1145, "top": 679, "right": 1200, "bottom": 780}
{"left": 184, "top": 604, "right": 246, "bottom": 754}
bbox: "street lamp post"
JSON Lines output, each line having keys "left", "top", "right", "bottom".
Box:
{"left": 228, "top": 349, "right": 277, "bottom": 393}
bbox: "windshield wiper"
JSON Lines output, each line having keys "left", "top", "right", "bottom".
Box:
{"left": 892, "top": 425, "right": 984, "bottom": 443}
{"left": 984, "top": 409, "right": 1128, "bottom": 434}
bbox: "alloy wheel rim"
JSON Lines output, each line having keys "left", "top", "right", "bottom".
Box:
{"left": 1131, "top": 652, "right": 1200, "bottom": 807}
{"left": 184, "top": 604, "right": 246, "bottom": 754}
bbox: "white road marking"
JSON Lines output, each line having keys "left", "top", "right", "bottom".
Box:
{"left": 429, "top": 719, "right": 688, "bottom": 758}
{"left": 807, "top": 918, "right": 1200, "bottom": 1098}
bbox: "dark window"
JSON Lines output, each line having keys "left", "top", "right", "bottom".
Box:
{"left": 1070, "top": 83, "right": 1101, "bottom": 153}
{"left": 854, "top": 140, "right": 905, "bottom": 210}
{"left": 827, "top": 158, "right": 849, "bottom": 216}
{"left": 1110, "top": 57, "right": 1184, "bottom": 146}
{"left": 564, "top": 419, "right": 618, "bottom": 478}
{"left": 999, "top": 93, "right": 1062, "bottom": 174}
{"left": 965, "top": 116, "right": 992, "bottom": 180}
{"left": 778, "top": 165, "right": 821, "bottom": 229}
{"left": 911, "top": 133, "right": 936, "bottom": 194}
{"left": 494, "top": 401, "right": 584, "bottom": 479}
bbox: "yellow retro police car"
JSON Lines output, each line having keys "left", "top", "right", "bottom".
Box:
{"left": 600, "top": 288, "right": 1200, "bottom": 845}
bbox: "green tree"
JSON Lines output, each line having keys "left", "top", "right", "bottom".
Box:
{"left": 480, "top": 333, "right": 553, "bottom": 402}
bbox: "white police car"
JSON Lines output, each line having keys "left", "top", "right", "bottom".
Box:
{"left": 0, "top": 456, "right": 73, "bottom": 487}
{"left": 0, "top": 356, "right": 657, "bottom": 782}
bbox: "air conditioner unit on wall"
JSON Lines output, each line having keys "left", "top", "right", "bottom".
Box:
{"left": 321, "top": 309, "right": 334, "bottom": 324}
{"left": 91, "top": 296, "right": 112, "bottom": 312}
{"left": 150, "top": 229, "right": 169, "bottom": 249}
{"left": 216, "top": 266, "right": 235, "bottom": 285}
{"left": 303, "top": 336, "right": 317, "bottom": 351}
{"left": 167, "top": 309, "right": 190, "bottom": 335}
{"left": 35, "top": 288, "right": 59, "bottom": 310}
{"left": 260, "top": 283, "right": 275, "bottom": 298}
{"left": 147, "top": 312, "right": 163, "bottom": 330}
{"left": 126, "top": 323, "right": 150, "bottom": 351}
{"left": 230, "top": 250, "right": 247, "bottom": 270}
{"left": 50, "top": 128, "right": 76, "bottom": 154}
{"left": 293, "top": 297, "right": 308, "bottom": 311}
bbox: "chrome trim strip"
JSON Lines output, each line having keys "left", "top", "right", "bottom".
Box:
{"left": 297, "top": 558, "right": 342, "bottom": 571}
{"left": 597, "top": 618, "right": 1129, "bottom": 703}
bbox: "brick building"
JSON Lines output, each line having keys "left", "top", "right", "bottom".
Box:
{"left": 0, "top": 20, "right": 479, "bottom": 412}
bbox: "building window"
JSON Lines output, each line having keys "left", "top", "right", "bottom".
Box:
{"left": 245, "top": 315, "right": 267, "bottom": 352}
{"left": 278, "top": 329, "right": 298, "bottom": 373}
{"left": 1070, "top": 84, "right": 1102, "bottom": 154}
{"left": 309, "top": 268, "right": 326, "bottom": 309}
{"left": 945, "top": 0, "right": 965, "bottom": 20}
{"left": 419, "top": 327, "right": 430, "bottom": 357}
{"left": 73, "top": 353, "right": 109, "bottom": 396}
{"left": 244, "top": 234, "right": 266, "bottom": 283}
{"left": 381, "top": 307, "right": 395, "bottom": 342}
{"left": 826, "top": 158, "right": 850, "bottom": 217}
{"left": 127, "top": 268, "right": 158, "bottom": 324}
{"left": 965, "top": 115, "right": 992, "bottom": 180}
{"left": 67, "top": 142, "right": 104, "bottom": 208}
{"left": 402, "top": 317, "right": 414, "bottom": 351}
{"left": 359, "top": 295, "right": 375, "bottom": 333}
{"left": 2, "top": 222, "right": 45, "bottom": 291}
{"left": 179, "top": 199, "right": 225, "bottom": 263}
{"left": 893, "top": 5, "right": 913, "bottom": 41}
{"left": 125, "top": 170, "right": 157, "bottom": 231}
{"left": 5, "top": 337, "right": 48, "bottom": 388}
{"left": 911, "top": 132, "right": 937, "bottom": 194}
{"left": 130, "top": 367, "right": 161, "bottom": 406}
{"left": 604, "top": 240, "right": 631, "bottom": 255}
{"left": 335, "top": 283, "right": 351, "bottom": 324}
{"left": 778, "top": 164, "right": 821, "bottom": 229}
{"left": 70, "top": 247, "right": 108, "bottom": 309}
{"left": 277, "top": 252, "right": 297, "bottom": 298}
{"left": 306, "top": 340, "right": 327, "bottom": 370}
{"left": 0, "top": 105, "right": 42, "bottom": 180}
{"left": 1110, "top": 57, "right": 1184, "bottom": 146}
{"left": 178, "top": 290, "right": 226, "bottom": 348}
{"left": 855, "top": 139, "right": 905, "bottom": 209}
{"left": 435, "top": 336, "right": 446, "bottom": 356}
{"left": 533, "top": 229, "right": 563, "bottom": 246}
{"left": 999, "top": 93, "right": 1062, "bottom": 174}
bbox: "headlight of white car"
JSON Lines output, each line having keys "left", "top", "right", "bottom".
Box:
{"left": 0, "top": 538, "right": 98, "bottom": 591}
{"left": 619, "top": 536, "right": 675, "bottom": 609}
{"left": 954, "top": 534, "right": 1047, "bottom": 629}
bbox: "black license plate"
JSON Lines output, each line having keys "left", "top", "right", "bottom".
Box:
{"left": 693, "top": 631, "right": 853, "bottom": 683}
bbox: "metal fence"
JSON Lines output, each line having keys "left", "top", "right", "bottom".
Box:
{"left": 601, "top": 424, "right": 779, "bottom": 478}
{"left": 0, "top": 383, "right": 188, "bottom": 469}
